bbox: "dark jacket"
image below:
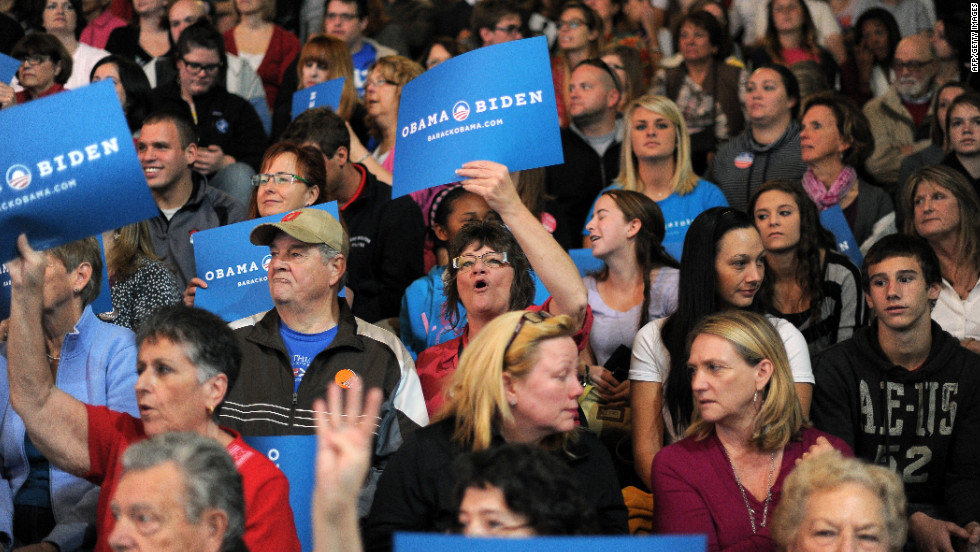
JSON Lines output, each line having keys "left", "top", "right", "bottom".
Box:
{"left": 545, "top": 123, "right": 622, "bottom": 250}
{"left": 218, "top": 302, "right": 428, "bottom": 514}
{"left": 341, "top": 164, "right": 425, "bottom": 322}
{"left": 146, "top": 173, "right": 246, "bottom": 290}
{"left": 150, "top": 80, "right": 267, "bottom": 171}
{"left": 813, "top": 322, "right": 980, "bottom": 526}
{"left": 363, "top": 418, "right": 630, "bottom": 552}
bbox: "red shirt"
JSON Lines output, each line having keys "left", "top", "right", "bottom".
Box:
{"left": 15, "top": 82, "right": 64, "bottom": 104}
{"left": 84, "top": 405, "right": 301, "bottom": 552}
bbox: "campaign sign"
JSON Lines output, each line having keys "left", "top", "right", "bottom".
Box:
{"left": 193, "top": 202, "right": 340, "bottom": 322}
{"left": 392, "top": 36, "right": 563, "bottom": 198}
{"left": 0, "top": 53, "right": 19, "bottom": 85}
{"left": 819, "top": 204, "right": 862, "bottom": 267}
{"left": 0, "top": 81, "right": 157, "bottom": 263}
{"left": 395, "top": 534, "right": 707, "bottom": 552}
{"left": 291, "top": 77, "right": 345, "bottom": 120}
{"left": 0, "top": 233, "right": 112, "bottom": 319}
{"left": 243, "top": 435, "right": 316, "bottom": 552}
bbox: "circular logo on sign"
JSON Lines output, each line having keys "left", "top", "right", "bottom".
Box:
{"left": 452, "top": 101, "right": 470, "bottom": 122}
{"left": 5, "top": 165, "right": 31, "bottom": 191}
{"left": 262, "top": 254, "right": 272, "bottom": 270}
{"left": 334, "top": 369, "right": 359, "bottom": 389}
{"left": 216, "top": 118, "right": 229, "bottom": 134}
{"left": 734, "top": 152, "right": 754, "bottom": 169}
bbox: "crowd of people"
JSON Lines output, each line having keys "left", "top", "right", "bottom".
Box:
{"left": 1, "top": 0, "right": 978, "bottom": 550}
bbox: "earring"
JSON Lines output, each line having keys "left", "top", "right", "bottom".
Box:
{"left": 72, "top": 288, "right": 80, "bottom": 293}
{"left": 207, "top": 405, "right": 215, "bottom": 417}
{"left": 509, "top": 399, "right": 517, "bottom": 407}
{"left": 753, "top": 391, "right": 758, "bottom": 404}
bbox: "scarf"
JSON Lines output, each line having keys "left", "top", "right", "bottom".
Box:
{"left": 801, "top": 165, "right": 857, "bottom": 210}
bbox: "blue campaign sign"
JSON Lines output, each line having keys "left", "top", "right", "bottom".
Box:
{"left": 243, "top": 435, "right": 316, "bottom": 552}
{"left": 395, "top": 534, "right": 706, "bottom": 552}
{"left": 819, "top": 204, "right": 862, "bottom": 267}
{"left": 0, "top": 53, "right": 19, "bottom": 85}
{"left": 291, "top": 77, "right": 345, "bottom": 119}
{"left": 0, "top": 233, "right": 112, "bottom": 319}
{"left": 392, "top": 36, "right": 563, "bottom": 198}
{"left": 193, "top": 202, "right": 340, "bottom": 322}
{"left": 0, "top": 81, "right": 158, "bottom": 263}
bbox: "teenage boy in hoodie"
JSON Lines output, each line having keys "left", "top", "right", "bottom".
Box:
{"left": 813, "top": 234, "right": 980, "bottom": 552}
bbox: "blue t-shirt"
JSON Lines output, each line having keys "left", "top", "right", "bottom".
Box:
{"left": 582, "top": 179, "right": 729, "bottom": 261}
{"left": 352, "top": 41, "right": 379, "bottom": 97}
{"left": 280, "top": 322, "right": 338, "bottom": 392}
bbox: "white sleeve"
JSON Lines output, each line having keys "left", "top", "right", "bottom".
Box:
{"left": 767, "top": 316, "right": 815, "bottom": 384}
{"left": 807, "top": 0, "right": 842, "bottom": 47}
{"left": 630, "top": 318, "right": 671, "bottom": 382}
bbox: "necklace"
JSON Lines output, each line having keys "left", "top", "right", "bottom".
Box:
{"left": 46, "top": 353, "right": 60, "bottom": 362}
{"left": 722, "top": 445, "right": 776, "bottom": 534}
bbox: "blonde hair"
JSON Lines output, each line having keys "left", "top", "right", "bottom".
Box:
{"left": 616, "top": 94, "right": 700, "bottom": 196}
{"left": 366, "top": 55, "right": 423, "bottom": 137}
{"left": 772, "top": 451, "right": 907, "bottom": 551}
{"left": 434, "top": 310, "right": 577, "bottom": 451}
{"left": 296, "top": 34, "right": 360, "bottom": 122}
{"left": 684, "top": 310, "right": 806, "bottom": 451}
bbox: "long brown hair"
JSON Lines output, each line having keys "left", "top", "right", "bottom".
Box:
{"left": 106, "top": 221, "right": 162, "bottom": 282}
{"left": 296, "top": 34, "right": 360, "bottom": 122}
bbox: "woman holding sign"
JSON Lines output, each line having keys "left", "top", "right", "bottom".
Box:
{"left": 0, "top": 237, "right": 138, "bottom": 552}
{"left": 413, "top": 162, "right": 589, "bottom": 417}
{"left": 1, "top": 33, "right": 72, "bottom": 107}
{"left": 797, "top": 92, "right": 894, "bottom": 255}
{"left": 748, "top": 179, "right": 865, "bottom": 355}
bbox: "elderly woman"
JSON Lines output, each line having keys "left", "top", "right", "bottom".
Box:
{"left": 5, "top": 235, "right": 300, "bottom": 552}
{"left": 0, "top": 33, "right": 72, "bottom": 109}
{"left": 799, "top": 92, "right": 893, "bottom": 255}
{"left": 772, "top": 451, "right": 907, "bottom": 552}
{"left": 903, "top": 166, "right": 980, "bottom": 354}
{"left": 414, "top": 161, "right": 589, "bottom": 416}
{"left": 366, "top": 309, "right": 628, "bottom": 550}
{"left": 39, "top": 0, "right": 109, "bottom": 90}
{"left": 652, "top": 309, "right": 850, "bottom": 551}
{"left": 150, "top": 21, "right": 267, "bottom": 206}
{"left": 0, "top": 237, "right": 138, "bottom": 551}
{"left": 361, "top": 55, "right": 424, "bottom": 180}
{"left": 652, "top": 10, "right": 745, "bottom": 174}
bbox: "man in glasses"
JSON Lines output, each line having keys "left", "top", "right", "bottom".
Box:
{"left": 139, "top": 110, "right": 247, "bottom": 290}
{"left": 863, "top": 34, "right": 938, "bottom": 194}
{"left": 219, "top": 206, "right": 428, "bottom": 516}
{"left": 324, "top": 0, "right": 396, "bottom": 96}
{"left": 471, "top": 0, "right": 524, "bottom": 48}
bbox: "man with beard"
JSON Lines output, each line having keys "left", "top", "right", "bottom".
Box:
{"left": 544, "top": 59, "right": 622, "bottom": 250}
{"left": 863, "top": 34, "right": 937, "bottom": 194}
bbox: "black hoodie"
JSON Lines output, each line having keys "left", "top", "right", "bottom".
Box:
{"left": 813, "top": 322, "right": 980, "bottom": 526}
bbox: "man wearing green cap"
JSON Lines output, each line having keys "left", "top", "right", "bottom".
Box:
{"left": 217, "top": 207, "right": 428, "bottom": 515}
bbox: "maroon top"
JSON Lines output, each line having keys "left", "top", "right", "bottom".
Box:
{"left": 652, "top": 427, "right": 852, "bottom": 551}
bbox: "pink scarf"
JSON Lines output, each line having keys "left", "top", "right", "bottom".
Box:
{"left": 801, "top": 166, "right": 857, "bottom": 210}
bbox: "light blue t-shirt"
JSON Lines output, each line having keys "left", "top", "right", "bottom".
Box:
{"left": 582, "top": 179, "right": 729, "bottom": 261}
{"left": 352, "top": 41, "right": 379, "bottom": 97}
{"left": 280, "top": 322, "right": 338, "bottom": 392}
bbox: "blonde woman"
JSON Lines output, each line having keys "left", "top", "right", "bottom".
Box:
{"left": 365, "top": 310, "right": 628, "bottom": 550}
{"left": 582, "top": 94, "right": 728, "bottom": 260}
{"left": 652, "top": 310, "right": 851, "bottom": 551}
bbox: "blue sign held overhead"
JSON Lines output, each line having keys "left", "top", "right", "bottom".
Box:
{"left": 395, "top": 534, "right": 707, "bottom": 552}
{"left": 0, "top": 81, "right": 158, "bottom": 263}
{"left": 392, "top": 36, "right": 563, "bottom": 198}
{"left": 291, "top": 77, "right": 345, "bottom": 120}
{"left": 193, "top": 202, "right": 341, "bottom": 322}
{"left": 243, "top": 435, "right": 316, "bottom": 552}
{"left": 0, "top": 52, "right": 19, "bottom": 85}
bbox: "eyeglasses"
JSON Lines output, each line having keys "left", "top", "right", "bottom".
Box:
{"left": 892, "top": 59, "right": 930, "bottom": 72}
{"left": 181, "top": 59, "right": 222, "bottom": 74}
{"left": 366, "top": 77, "right": 398, "bottom": 88}
{"left": 556, "top": 19, "right": 586, "bottom": 30}
{"left": 452, "top": 251, "right": 509, "bottom": 271}
{"left": 18, "top": 54, "right": 52, "bottom": 66}
{"left": 326, "top": 12, "right": 359, "bottom": 21}
{"left": 250, "top": 172, "right": 310, "bottom": 188}
{"left": 504, "top": 310, "right": 553, "bottom": 355}
{"left": 494, "top": 24, "right": 521, "bottom": 34}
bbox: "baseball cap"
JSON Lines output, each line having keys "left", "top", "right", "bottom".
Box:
{"left": 249, "top": 207, "right": 349, "bottom": 256}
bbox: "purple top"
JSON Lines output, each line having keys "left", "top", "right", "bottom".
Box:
{"left": 652, "top": 427, "right": 852, "bottom": 551}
